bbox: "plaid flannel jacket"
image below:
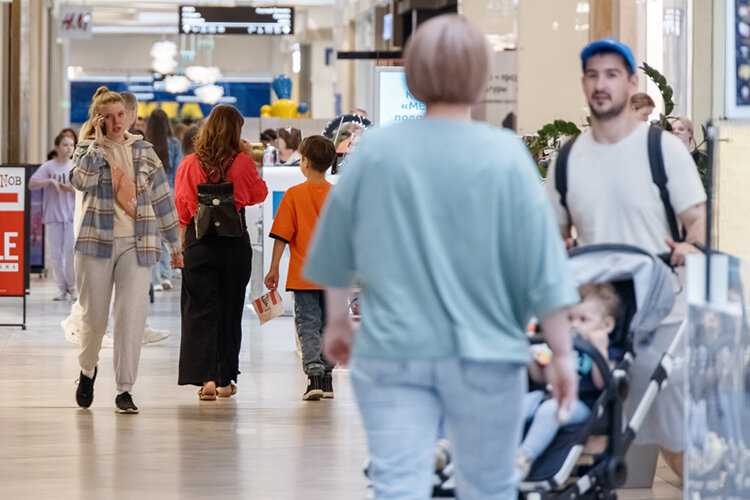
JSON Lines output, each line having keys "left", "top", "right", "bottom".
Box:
{"left": 70, "top": 139, "right": 181, "bottom": 266}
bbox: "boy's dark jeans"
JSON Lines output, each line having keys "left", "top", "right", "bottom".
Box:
{"left": 293, "top": 290, "right": 334, "bottom": 376}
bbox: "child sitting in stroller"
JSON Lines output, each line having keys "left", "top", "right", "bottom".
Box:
{"left": 515, "top": 282, "right": 620, "bottom": 481}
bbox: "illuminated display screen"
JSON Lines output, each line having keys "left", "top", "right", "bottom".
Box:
{"left": 377, "top": 69, "right": 425, "bottom": 126}
{"left": 179, "top": 6, "right": 294, "bottom": 35}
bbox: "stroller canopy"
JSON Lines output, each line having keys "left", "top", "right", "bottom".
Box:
{"left": 568, "top": 244, "right": 675, "bottom": 343}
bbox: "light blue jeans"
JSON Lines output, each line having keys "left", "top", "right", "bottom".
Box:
{"left": 150, "top": 240, "right": 172, "bottom": 286}
{"left": 519, "top": 390, "right": 591, "bottom": 460}
{"left": 350, "top": 356, "right": 526, "bottom": 500}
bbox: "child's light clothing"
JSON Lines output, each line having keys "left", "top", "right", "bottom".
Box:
{"left": 30, "top": 159, "right": 75, "bottom": 223}
{"left": 519, "top": 347, "right": 604, "bottom": 462}
{"left": 30, "top": 159, "right": 76, "bottom": 295}
{"left": 519, "top": 390, "right": 591, "bottom": 460}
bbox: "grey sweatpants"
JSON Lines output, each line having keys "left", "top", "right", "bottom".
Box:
{"left": 75, "top": 237, "right": 151, "bottom": 393}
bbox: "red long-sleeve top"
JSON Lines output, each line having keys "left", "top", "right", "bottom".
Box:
{"left": 174, "top": 152, "right": 268, "bottom": 227}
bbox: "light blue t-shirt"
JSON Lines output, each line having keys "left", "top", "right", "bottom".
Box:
{"left": 305, "top": 119, "right": 578, "bottom": 363}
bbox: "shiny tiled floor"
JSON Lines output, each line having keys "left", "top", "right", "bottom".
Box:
{"left": 0, "top": 275, "right": 681, "bottom": 499}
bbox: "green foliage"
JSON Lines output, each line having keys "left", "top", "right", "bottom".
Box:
{"left": 640, "top": 62, "right": 675, "bottom": 116}
{"left": 525, "top": 120, "right": 582, "bottom": 177}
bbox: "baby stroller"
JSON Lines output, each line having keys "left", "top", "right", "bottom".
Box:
{"left": 433, "top": 243, "right": 685, "bottom": 499}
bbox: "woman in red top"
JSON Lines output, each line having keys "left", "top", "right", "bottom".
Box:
{"left": 174, "top": 105, "right": 268, "bottom": 400}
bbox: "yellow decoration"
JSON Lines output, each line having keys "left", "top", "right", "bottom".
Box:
{"left": 270, "top": 99, "right": 298, "bottom": 119}
{"left": 138, "top": 102, "right": 159, "bottom": 118}
{"left": 160, "top": 102, "right": 179, "bottom": 118}
{"left": 180, "top": 103, "right": 204, "bottom": 120}
{"left": 136, "top": 101, "right": 205, "bottom": 120}
{"left": 260, "top": 105, "right": 272, "bottom": 118}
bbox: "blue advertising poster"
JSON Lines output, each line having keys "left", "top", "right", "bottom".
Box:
{"left": 27, "top": 165, "right": 44, "bottom": 272}
{"left": 70, "top": 77, "right": 272, "bottom": 123}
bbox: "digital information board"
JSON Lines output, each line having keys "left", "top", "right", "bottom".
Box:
{"left": 375, "top": 67, "right": 425, "bottom": 126}
{"left": 179, "top": 6, "right": 294, "bottom": 35}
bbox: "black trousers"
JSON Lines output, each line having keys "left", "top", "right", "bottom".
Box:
{"left": 178, "top": 228, "right": 252, "bottom": 387}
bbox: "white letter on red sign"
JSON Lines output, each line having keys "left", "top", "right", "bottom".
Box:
{"left": 4, "top": 232, "right": 18, "bottom": 261}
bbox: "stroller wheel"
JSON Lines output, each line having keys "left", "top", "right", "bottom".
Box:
{"left": 595, "top": 489, "right": 617, "bottom": 500}
{"left": 605, "top": 457, "right": 627, "bottom": 488}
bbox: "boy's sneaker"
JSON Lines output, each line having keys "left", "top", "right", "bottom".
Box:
{"left": 53, "top": 291, "right": 69, "bottom": 301}
{"left": 302, "top": 375, "right": 324, "bottom": 401}
{"left": 115, "top": 392, "right": 139, "bottom": 414}
{"left": 76, "top": 366, "right": 97, "bottom": 408}
{"left": 322, "top": 372, "right": 334, "bottom": 399}
{"left": 160, "top": 279, "right": 172, "bottom": 290}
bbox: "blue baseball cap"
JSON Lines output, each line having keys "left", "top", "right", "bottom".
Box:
{"left": 580, "top": 38, "right": 636, "bottom": 75}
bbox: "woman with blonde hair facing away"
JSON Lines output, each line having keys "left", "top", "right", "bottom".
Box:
{"left": 175, "top": 105, "right": 268, "bottom": 400}
{"left": 304, "top": 15, "right": 578, "bottom": 499}
{"left": 70, "top": 86, "right": 182, "bottom": 414}
{"left": 630, "top": 92, "right": 655, "bottom": 122}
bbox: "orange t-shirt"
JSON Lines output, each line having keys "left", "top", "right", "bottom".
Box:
{"left": 269, "top": 181, "right": 331, "bottom": 290}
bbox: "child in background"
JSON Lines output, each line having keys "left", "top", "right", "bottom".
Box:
{"left": 516, "top": 282, "right": 619, "bottom": 480}
{"left": 264, "top": 135, "right": 337, "bottom": 400}
{"left": 29, "top": 132, "right": 77, "bottom": 301}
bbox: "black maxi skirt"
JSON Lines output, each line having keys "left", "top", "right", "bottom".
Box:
{"left": 178, "top": 225, "right": 252, "bottom": 387}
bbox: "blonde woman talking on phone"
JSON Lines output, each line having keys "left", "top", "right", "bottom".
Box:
{"left": 70, "top": 86, "right": 182, "bottom": 414}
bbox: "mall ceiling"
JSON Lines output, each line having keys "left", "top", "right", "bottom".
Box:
{"left": 62, "top": 0, "right": 334, "bottom": 33}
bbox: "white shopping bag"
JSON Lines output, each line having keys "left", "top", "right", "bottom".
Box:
{"left": 252, "top": 289, "right": 285, "bottom": 325}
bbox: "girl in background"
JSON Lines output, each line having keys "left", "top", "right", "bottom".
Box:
{"left": 29, "top": 132, "right": 77, "bottom": 301}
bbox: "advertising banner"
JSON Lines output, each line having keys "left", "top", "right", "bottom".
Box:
{"left": 70, "top": 78, "right": 271, "bottom": 124}
{"left": 726, "top": 0, "right": 750, "bottom": 118}
{"left": 0, "top": 167, "right": 26, "bottom": 296}
{"left": 477, "top": 50, "right": 517, "bottom": 130}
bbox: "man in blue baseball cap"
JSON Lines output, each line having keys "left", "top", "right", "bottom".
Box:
{"left": 580, "top": 38, "right": 637, "bottom": 75}
{"left": 545, "top": 38, "right": 708, "bottom": 481}
{"left": 579, "top": 38, "right": 639, "bottom": 121}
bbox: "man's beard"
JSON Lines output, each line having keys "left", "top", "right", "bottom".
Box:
{"left": 588, "top": 96, "right": 628, "bottom": 121}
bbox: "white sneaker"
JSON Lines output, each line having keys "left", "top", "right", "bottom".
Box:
{"left": 102, "top": 333, "right": 114, "bottom": 348}
{"left": 53, "top": 291, "right": 69, "bottom": 301}
{"left": 142, "top": 326, "right": 171, "bottom": 344}
{"left": 61, "top": 316, "right": 81, "bottom": 345}
{"left": 160, "top": 279, "right": 172, "bottom": 290}
{"left": 68, "top": 289, "right": 78, "bottom": 301}
{"left": 153, "top": 284, "right": 164, "bottom": 292}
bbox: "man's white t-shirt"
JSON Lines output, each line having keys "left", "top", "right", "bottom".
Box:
{"left": 545, "top": 122, "right": 706, "bottom": 256}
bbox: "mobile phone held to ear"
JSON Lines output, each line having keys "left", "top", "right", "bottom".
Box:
{"left": 100, "top": 121, "right": 107, "bottom": 136}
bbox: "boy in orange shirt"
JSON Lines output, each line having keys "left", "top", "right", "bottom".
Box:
{"left": 264, "top": 135, "right": 337, "bottom": 400}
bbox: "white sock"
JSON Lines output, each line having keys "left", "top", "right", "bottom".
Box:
{"left": 82, "top": 368, "right": 95, "bottom": 378}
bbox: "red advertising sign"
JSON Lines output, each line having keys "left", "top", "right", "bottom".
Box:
{"left": 0, "top": 167, "right": 25, "bottom": 296}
